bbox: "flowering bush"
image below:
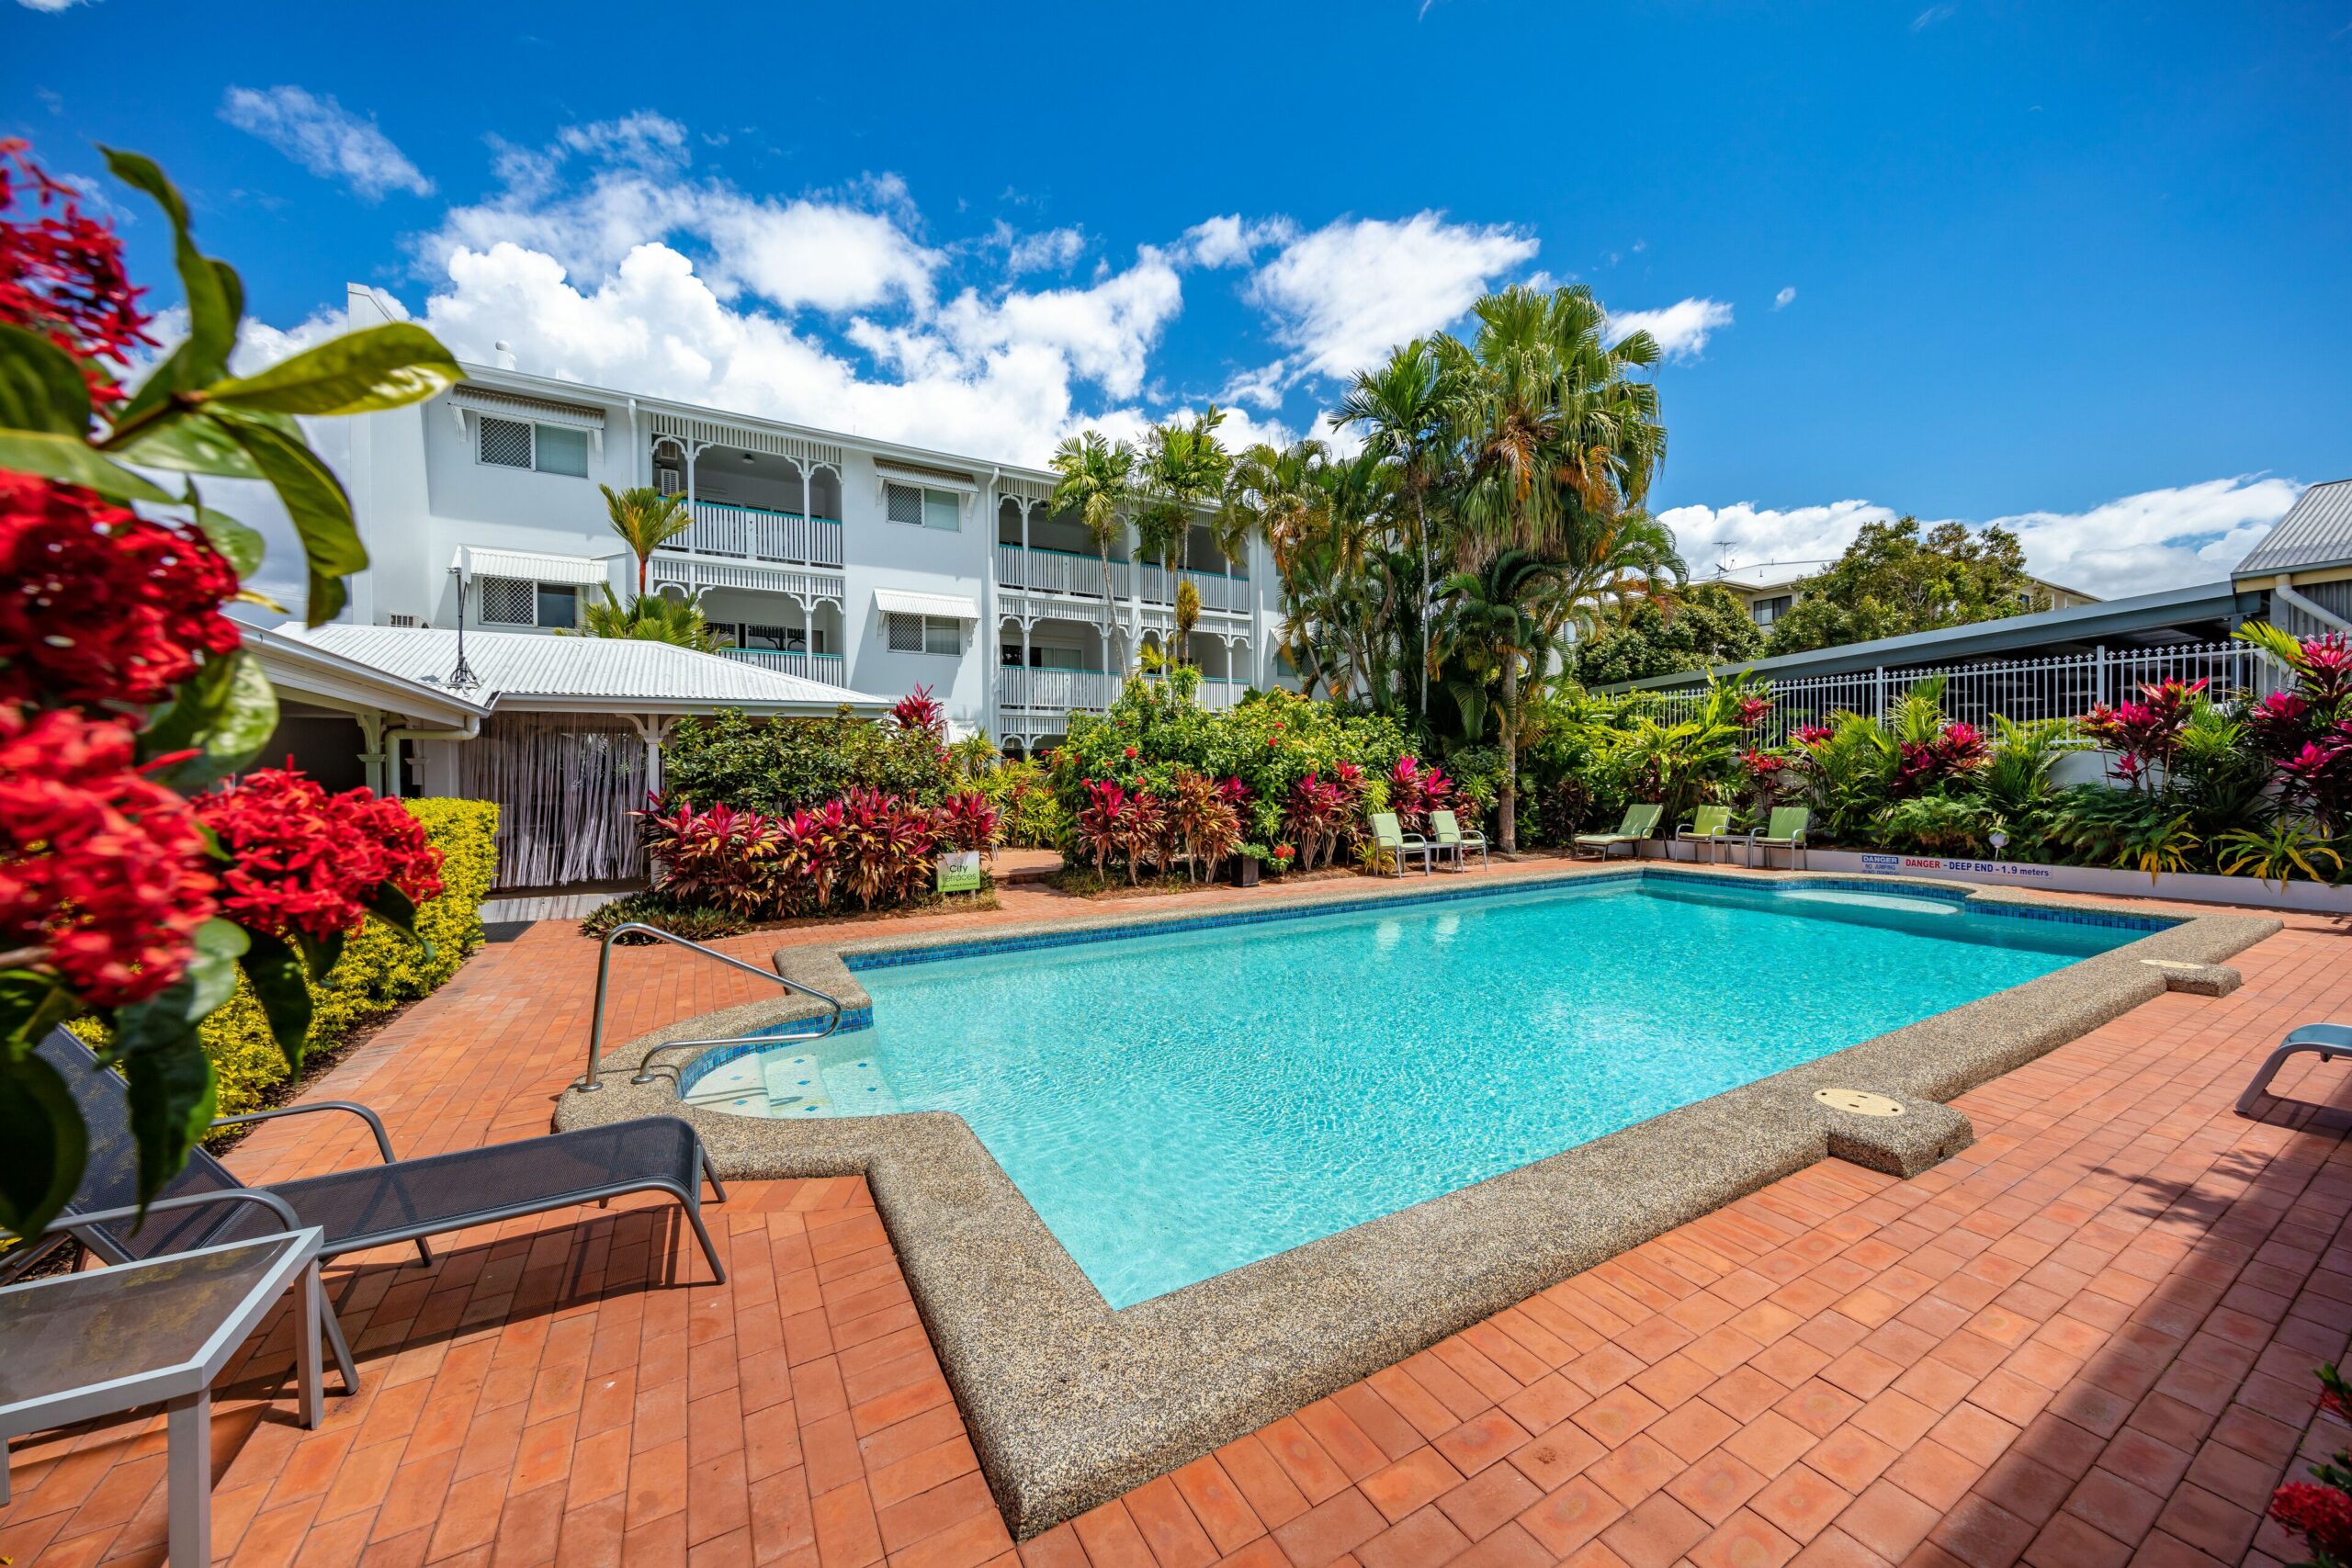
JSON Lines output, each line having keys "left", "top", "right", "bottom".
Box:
{"left": 636, "top": 787, "right": 956, "bottom": 917}
{"left": 0, "top": 142, "right": 460, "bottom": 1236}
{"left": 2267, "top": 1362, "right": 2352, "bottom": 1567}
{"left": 2079, "top": 678, "right": 2207, "bottom": 789}
{"left": 1385, "top": 754, "right": 1453, "bottom": 835}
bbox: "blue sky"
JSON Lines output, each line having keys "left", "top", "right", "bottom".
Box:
{"left": 7, "top": 0, "right": 2349, "bottom": 600}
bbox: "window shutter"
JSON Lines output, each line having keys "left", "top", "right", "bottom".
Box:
{"left": 887, "top": 613, "right": 925, "bottom": 652}
{"left": 884, "top": 482, "right": 925, "bottom": 526}
{"left": 480, "top": 576, "right": 535, "bottom": 623}
{"left": 479, "top": 416, "right": 533, "bottom": 468}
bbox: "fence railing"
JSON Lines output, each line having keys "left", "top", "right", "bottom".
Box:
{"left": 995, "top": 544, "right": 1132, "bottom": 600}
{"left": 680, "top": 502, "right": 843, "bottom": 568}
{"left": 995, "top": 671, "right": 1250, "bottom": 727}
{"left": 715, "top": 647, "right": 848, "bottom": 682}
{"left": 1641, "top": 642, "right": 2269, "bottom": 745}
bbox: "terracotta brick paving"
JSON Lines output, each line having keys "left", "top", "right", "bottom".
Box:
{"left": 3, "top": 863, "right": 2347, "bottom": 1568}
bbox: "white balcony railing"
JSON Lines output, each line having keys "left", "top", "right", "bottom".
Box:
{"left": 716, "top": 648, "right": 849, "bottom": 684}
{"left": 1139, "top": 563, "right": 1253, "bottom": 614}
{"left": 995, "top": 543, "right": 1133, "bottom": 600}
{"left": 999, "top": 667, "right": 1121, "bottom": 715}
{"left": 678, "top": 502, "right": 843, "bottom": 568}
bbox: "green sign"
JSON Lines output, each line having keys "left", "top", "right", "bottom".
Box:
{"left": 936, "top": 851, "right": 983, "bottom": 894}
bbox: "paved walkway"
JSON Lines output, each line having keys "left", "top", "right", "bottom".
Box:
{"left": 2, "top": 862, "right": 2346, "bottom": 1568}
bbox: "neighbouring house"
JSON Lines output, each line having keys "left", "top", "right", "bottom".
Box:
{"left": 1701, "top": 558, "right": 2099, "bottom": 634}
{"left": 247, "top": 620, "right": 890, "bottom": 889}
{"left": 332, "top": 285, "right": 1284, "bottom": 761}
{"left": 2233, "top": 477, "right": 2352, "bottom": 639}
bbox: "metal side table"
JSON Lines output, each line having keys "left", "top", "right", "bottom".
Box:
{"left": 0, "top": 1224, "right": 331, "bottom": 1565}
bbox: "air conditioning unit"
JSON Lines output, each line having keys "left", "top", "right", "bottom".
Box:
{"left": 386, "top": 614, "right": 418, "bottom": 628}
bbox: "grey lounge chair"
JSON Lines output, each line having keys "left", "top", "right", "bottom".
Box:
{"left": 17, "top": 1030, "right": 730, "bottom": 1381}
{"left": 2235, "top": 1022, "right": 2350, "bottom": 1122}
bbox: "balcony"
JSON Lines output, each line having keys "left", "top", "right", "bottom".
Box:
{"left": 676, "top": 501, "right": 843, "bottom": 569}
{"left": 993, "top": 545, "right": 1250, "bottom": 615}
{"left": 997, "top": 670, "right": 1248, "bottom": 728}
{"left": 1140, "top": 563, "right": 1253, "bottom": 615}
{"left": 716, "top": 647, "right": 849, "bottom": 684}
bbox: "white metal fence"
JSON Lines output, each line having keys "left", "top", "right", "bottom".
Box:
{"left": 1642, "top": 642, "right": 2269, "bottom": 744}
{"left": 680, "top": 502, "right": 844, "bottom": 568}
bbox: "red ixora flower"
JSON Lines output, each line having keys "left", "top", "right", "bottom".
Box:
{"left": 1, "top": 473, "right": 243, "bottom": 709}
{"left": 1123, "top": 745, "right": 1138, "bottom": 760}
{"left": 0, "top": 703, "right": 216, "bottom": 1006}
{"left": 195, "top": 768, "right": 443, "bottom": 942}
{"left": 0, "top": 141, "right": 157, "bottom": 415}
{"left": 2269, "top": 1482, "right": 2352, "bottom": 1559}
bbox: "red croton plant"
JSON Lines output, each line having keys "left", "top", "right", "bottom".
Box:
{"left": 0, "top": 141, "right": 461, "bottom": 1239}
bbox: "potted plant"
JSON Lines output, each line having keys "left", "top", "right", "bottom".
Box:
{"left": 1233, "top": 843, "right": 1268, "bottom": 887}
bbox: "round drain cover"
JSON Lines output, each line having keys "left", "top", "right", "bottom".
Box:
{"left": 1815, "top": 1088, "right": 1905, "bottom": 1118}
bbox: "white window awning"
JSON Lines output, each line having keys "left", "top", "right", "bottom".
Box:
{"left": 450, "top": 386, "right": 607, "bottom": 432}
{"left": 874, "top": 587, "right": 979, "bottom": 621}
{"left": 453, "top": 545, "right": 613, "bottom": 586}
{"left": 874, "top": 462, "right": 979, "bottom": 494}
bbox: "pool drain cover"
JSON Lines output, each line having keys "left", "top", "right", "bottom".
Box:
{"left": 1815, "top": 1088, "right": 1905, "bottom": 1118}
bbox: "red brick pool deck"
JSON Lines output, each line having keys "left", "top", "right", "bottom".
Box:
{"left": 3, "top": 860, "right": 2347, "bottom": 1568}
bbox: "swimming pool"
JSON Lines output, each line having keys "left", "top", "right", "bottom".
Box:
{"left": 682, "top": 875, "right": 2150, "bottom": 1307}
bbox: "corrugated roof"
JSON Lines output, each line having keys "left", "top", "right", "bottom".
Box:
{"left": 2236, "top": 479, "right": 2352, "bottom": 577}
{"left": 874, "top": 588, "right": 980, "bottom": 620}
{"left": 453, "top": 545, "right": 612, "bottom": 585}
{"left": 277, "top": 624, "right": 888, "bottom": 714}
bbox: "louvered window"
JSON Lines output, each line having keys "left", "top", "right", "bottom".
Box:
{"left": 883, "top": 481, "right": 959, "bottom": 531}
{"left": 887, "top": 614, "right": 960, "bottom": 656}
{"left": 480, "top": 576, "right": 536, "bottom": 624}
{"left": 477, "top": 415, "right": 591, "bottom": 478}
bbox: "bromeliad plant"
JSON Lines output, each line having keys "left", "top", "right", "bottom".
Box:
{"left": 1, "top": 142, "right": 461, "bottom": 1239}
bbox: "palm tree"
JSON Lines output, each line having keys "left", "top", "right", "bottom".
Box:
{"left": 1046, "top": 430, "right": 1136, "bottom": 673}
{"left": 1337, "top": 340, "right": 1457, "bottom": 715}
{"left": 1435, "top": 550, "right": 1572, "bottom": 852}
{"left": 569, "top": 585, "right": 718, "bottom": 650}
{"left": 599, "top": 485, "right": 694, "bottom": 595}
{"left": 1135, "top": 407, "right": 1231, "bottom": 667}
{"left": 1218, "top": 439, "right": 1330, "bottom": 578}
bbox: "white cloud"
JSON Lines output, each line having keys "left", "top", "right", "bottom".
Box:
{"left": 1773, "top": 286, "right": 1797, "bottom": 310}
{"left": 1658, "top": 475, "right": 2302, "bottom": 601}
{"left": 1181, "top": 214, "right": 1295, "bottom": 269}
{"left": 220, "top": 85, "right": 433, "bottom": 200}
{"left": 986, "top": 222, "right": 1088, "bottom": 276}
{"left": 1244, "top": 212, "right": 1539, "bottom": 381}
{"left": 1607, "top": 297, "right": 1734, "bottom": 358}
{"left": 15, "top": 0, "right": 95, "bottom": 11}
{"left": 1913, "top": 3, "right": 1957, "bottom": 29}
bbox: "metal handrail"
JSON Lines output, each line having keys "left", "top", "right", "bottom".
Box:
{"left": 577, "top": 922, "right": 844, "bottom": 1092}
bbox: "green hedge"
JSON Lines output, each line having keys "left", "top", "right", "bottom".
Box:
{"left": 188, "top": 797, "right": 500, "bottom": 1114}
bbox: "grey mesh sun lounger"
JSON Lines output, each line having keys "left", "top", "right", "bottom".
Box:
{"left": 2235, "top": 1022, "right": 2351, "bottom": 1123}
{"left": 17, "top": 1030, "right": 730, "bottom": 1379}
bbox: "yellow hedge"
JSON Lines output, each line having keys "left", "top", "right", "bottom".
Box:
{"left": 195, "top": 797, "right": 500, "bottom": 1113}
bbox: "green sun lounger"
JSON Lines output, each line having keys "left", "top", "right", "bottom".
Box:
{"left": 1676, "top": 805, "right": 1735, "bottom": 863}
{"left": 1745, "top": 807, "right": 1811, "bottom": 870}
{"left": 1430, "top": 809, "right": 1487, "bottom": 870}
{"left": 1572, "top": 803, "right": 1661, "bottom": 861}
{"left": 1369, "top": 811, "right": 1432, "bottom": 875}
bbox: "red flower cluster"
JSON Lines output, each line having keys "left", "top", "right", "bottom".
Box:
{"left": 1, "top": 474, "right": 243, "bottom": 709}
{"left": 889, "top": 685, "right": 944, "bottom": 739}
{"left": 194, "top": 769, "right": 443, "bottom": 942}
{"left": 2079, "top": 678, "right": 2207, "bottom": 787}
{"left": 1735, "top": 695, "right": 1773, "bottom": 728}
{"left": 2269, "top": 1482, "right": 2352, "bottom": 1559}
{"left": 0, "top": 705, "right": 215, "bottom": 1006}
{"left": 1792, "top": 724, "right": 1835, "bottom": 748}
{"left": 0, "top": 141, "right": 155, "bottom": 413}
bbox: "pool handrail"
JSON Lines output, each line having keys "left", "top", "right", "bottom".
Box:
{"left": 577, "top": 922, "right": 844, "bottom": 1092}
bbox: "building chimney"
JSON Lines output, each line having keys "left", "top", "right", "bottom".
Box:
{"left": 492, "top": 340, "right": 517, "bottom": 370}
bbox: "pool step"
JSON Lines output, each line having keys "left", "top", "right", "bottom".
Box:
{"left": 760, "top": 1051, "right": 836, "bottom": 1117}
{"left": 821, "top": 1054, "right": 900, "bottom": 1114}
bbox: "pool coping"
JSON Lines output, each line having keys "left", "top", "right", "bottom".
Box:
{"left": 550, "top": 863, "right": 2278, "bottom": 1537}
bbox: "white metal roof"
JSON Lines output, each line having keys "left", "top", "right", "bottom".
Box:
{"left": 873, "top": 587, "right": 980, "bottom": 620}
{"left": 453, "top": 545, "right": 613, "bottom": 586}
{"left": 276, "top": 624, "right": 888, "bottom": 715}
{"left": 2236, "top": 479, "right": 2352, "bottom": 578}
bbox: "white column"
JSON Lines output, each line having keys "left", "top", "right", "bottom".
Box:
{"left": 355, "top": 711, "right": 388, "bottom": 796}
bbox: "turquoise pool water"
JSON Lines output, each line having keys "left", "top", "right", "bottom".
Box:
{"left": 684, "top": 877, "right": 2149, "bottom": 1307}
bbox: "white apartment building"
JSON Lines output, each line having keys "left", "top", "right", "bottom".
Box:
{"left": 334, "top": 287, "right": 1286, "bottom": 758}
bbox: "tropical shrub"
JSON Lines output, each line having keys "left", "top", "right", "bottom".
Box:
{"left": 580, "top": 891, "right": 752, "bottom": 943}
{"left": 635, "top": 785, "right": 967, "bottom": 919}
{"left": 2265, "top": 1361, "right": 2351, "bottom": 1567}
{"left": 983, "top": 758, "right": 1069, "bottom": 848}
{"left": 662, "top": 704, "right": 953, "bottom": 816}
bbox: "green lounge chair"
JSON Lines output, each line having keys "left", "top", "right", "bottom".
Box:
{"left": 1745, "top": 807, "right": 1811, "bottom": 870}
{"left": 1368, "top": 811, "right": 1432, "bottom": 876}
{"left": 1676, "top": 805, "right": 1735, "bottom": 864}
{"left": 1572, "top": 803, "right": 1661, "bottom": 861}
{"left": 1430, "top": 809, "right": 1487, "bottom": 870}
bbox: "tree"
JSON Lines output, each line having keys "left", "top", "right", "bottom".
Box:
{"left": 1766, "top": 517, "right": 2044, "bottom": 656}
{"left": 1338, "top": 341, "right": 1459, "bottom": 716}
{"left": 1218, "top": 439, "right": 1330, "bottom": 577}
{"left": 1573, "top": 582, "right": 1763, "bottom": 686}
{"left": 1436, "top": 550, "right": 1572, "bottom": 852}
{"left": 599, "top": 485, "right": 693, "bottom": 595}
{"left": 1046, "top": 430, "right": 1136, "bottom": 670}
{"left": 1136, "top": 407, "right": 1231, "bottom": 670}
{"left": 570, "top": 586, "right": 718, "bottom": 650}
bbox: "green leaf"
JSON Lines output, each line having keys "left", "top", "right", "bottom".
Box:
{"left": 0, "top": 429, "right": 178, "bottom": 502}
{"left": 366, "top": 885, "right": 434, "bottom": 963}
{"left": 0, "top": 1053, "right": 88, "bottom": 1241}
{"left": 293, "top": 927, "right": 346, "bottom": 983}
{"left": 121, "top": 1045, "right": 216, "bottom": 1212}
{"left": 0, "top": 970, "right": 83, "bottom": 1058}
{"left": 103, "top": 149, "right": 239, "bottom": 393}
{"left": 211, "top": 409, "right": 368, "bottom": 625}
{"left": 235, "top": 927, "right": 312, "bottom": 1072}
{"left": 205, "top": 323, "right": 462, "bottom": 418}
{"left": 0, "top": 323, "right": 96, "bottom": 435}
{"left": 114, "top": 410, "right": 265, "bottom": 480}
{"left": 140, "top": 648, "right": 278, "bottom": 787}
{"left": 188, "top": 494, "right": 266, "bottom": 579}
